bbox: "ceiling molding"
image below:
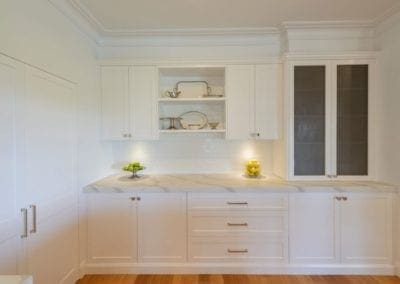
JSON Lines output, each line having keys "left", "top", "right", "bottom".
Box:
{"left": 373, "top": 2, "right": 400, "bottom": 36}
{"left": 51, "top": 0, "right": 400, "bottom": 48}
{"left": 281, "top": 20, "right": 375, "bottom": 30}
{"left": 48, "top": 0, "right": 101, "bottom": 44}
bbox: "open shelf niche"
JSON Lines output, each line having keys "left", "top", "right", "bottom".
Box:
{"left": 158, "top": 67, "right": 226, "bottom": 135}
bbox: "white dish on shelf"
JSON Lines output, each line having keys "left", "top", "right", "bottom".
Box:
{"left": 179, "top": 111, "right": 208, "bottom": 130}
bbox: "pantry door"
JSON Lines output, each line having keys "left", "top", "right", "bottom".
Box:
{"left": 0, "top": 54, "right": 24, "bottom": 274}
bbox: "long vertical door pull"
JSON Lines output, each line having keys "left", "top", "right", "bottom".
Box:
{"left": 21, "top": 208, "right": 28, "bottom": 238}
{"left": 29, "top": 205, "right": 37, "bottom": 233}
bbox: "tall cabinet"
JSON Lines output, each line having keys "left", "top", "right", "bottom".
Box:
{"left": 287, "top": 58, "right": 374, "bottom": 180}
{"left": 0, "top": 54, "right": 79, "bottom": 283}
{"left": 0, "top": 55, "right": 24, "bottom": 274}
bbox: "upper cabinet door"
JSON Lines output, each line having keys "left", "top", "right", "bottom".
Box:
{"left": 254, "top": 64, "right": 282, "bottom": 140}
{"left": 332, "top": 62, "right": 372, "bottom": 178}
{"left": 101, "top": 66, "right": 130, "bottom": 140}
{"left": 226, "top": 65, "right": 253, "bottom": 140}
{"left": 291, "top": 62, "right": 331, "bottom": 178}
{"left": 129, "top": 66, "right": 158, "bottom": 140}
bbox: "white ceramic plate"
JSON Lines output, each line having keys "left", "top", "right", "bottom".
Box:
{"left": 179, "top": 111, "right": 208, "bottom": 130}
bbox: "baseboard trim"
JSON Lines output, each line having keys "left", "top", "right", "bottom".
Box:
{"left": 81, "top": 262, "right": 395, "bottom": 275}
{"left": 396, "top": 262, "right": 400, "bottom": 277}
{"left": 60, "top": 267, "right": 81, "bottom": 284}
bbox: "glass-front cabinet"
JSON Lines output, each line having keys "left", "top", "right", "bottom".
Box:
{"left": 289, "top": 60, "right": 374, "bottom": 180}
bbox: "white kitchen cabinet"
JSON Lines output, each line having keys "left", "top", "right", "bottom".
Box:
{"left": 21, "top": 66, "right": 79, "bottom": 284}
{"left": 138, "top": 193, "right": 187, "bottom": 262}
{"left": 130, "top": 66, "right": 158, "bottom": 140}
{"left": 289, "top": 193, "right": 340, "bottom": 264}
{"left": 226, "top": 64, "right": 281, "bottom": 140}
{"left": 188, "top": 193, "right": 288, "bottom": 263}
{"left": 226, "top": 65, "right": 253, "bottom": 140}
{"left": 290, "top": 192, "right": 392, "bottom": 265}
{"left": 88, "top": 194, "right": 137, "bottom": 263}
{"left": 254, "top": 64, "right": 282, "bottom": 139}
{"left": 87, "top": 192, "right": 187, "bottom": 264}
{"left": 26, "top": 206, "right": 79, "bottom": 284}
{"left": 287, "top": 59, "right": 375, "bottom": 180}
{"left": 0, "top": 55, "right": 24, "bottom": 274}
{"left": 101, "top": 66, "right": 158, "bottom": 141}
{"left": 0, "top": 56, "right": 79, "bottom": 283}
{"left": 340, "top": 193, "right": 392, "bottom": 264}
{"left": 101, "top": 66, "right": 130, "bottom": 140}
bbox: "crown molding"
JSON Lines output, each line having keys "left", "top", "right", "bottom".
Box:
{"left": 51, "top": 0, "right": 400, "bottom": 48}
{"left": 283, "top": 51, "right": 378, "bottom": 61}
{"left": 373, "top": 2, "right": 400, "bottom": 36}
{"left": 281, "top": 20, "right": 375, "bottom": 30}
{"left": 98, "top": 56, "right": 283, "bottom": 66}
{"left": 48, "top": 0, "right": 101, "bottom": 45}
{"left": 66, "top": 0, "right": 280, "bottom": 46}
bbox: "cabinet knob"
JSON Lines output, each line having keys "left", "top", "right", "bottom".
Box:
{"left": 335, "top": 196, "right": 342, "bottom": 201}
{"left": 137, "top": 197, "right": 141, "bottom": 201}
{"left": 342, "top": 196, "right": 348, "bottom": 201}
{"left": 130, "top": 197, "right": 136, "bottom": 201}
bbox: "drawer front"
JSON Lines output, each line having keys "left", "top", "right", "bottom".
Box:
{"left": 189, "top": 237, "right": 287, "bottom": 262}
{"left": 188, "top": 193, "right": 288, "bottom": 211}
{"left": 189, "top": 213, "right": 287, "bottom": 236}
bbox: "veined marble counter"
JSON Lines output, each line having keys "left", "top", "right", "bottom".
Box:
{"left": 83, "top": 173, "right": 397, "bottom": 194}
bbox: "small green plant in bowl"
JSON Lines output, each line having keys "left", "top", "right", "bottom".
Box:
{"left": 123, "top": 161, "right": 145, "bottom": 179}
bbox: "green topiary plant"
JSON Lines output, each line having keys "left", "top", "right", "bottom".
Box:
{"left": 123, "top": 161, "right": 145, "bottom": 179}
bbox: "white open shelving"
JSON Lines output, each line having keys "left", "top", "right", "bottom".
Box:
{"left": 158, "top": 66, "right": 226, "bottom": 135}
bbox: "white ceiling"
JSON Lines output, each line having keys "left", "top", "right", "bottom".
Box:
{"left": 75, "top": 0, "right": 399, "bottom": 31}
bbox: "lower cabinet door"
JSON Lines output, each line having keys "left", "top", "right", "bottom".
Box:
{"left": 340, "top": 193, "right": 392, "bottom": 264}
{"left": 289, "top": 193, "right": 340, "bottom": 264}
{"left": 88, "top": 194, "right": 137, "bottom": 263}
{"left": 137, "top": 193, "right": 187, "bottom": 262}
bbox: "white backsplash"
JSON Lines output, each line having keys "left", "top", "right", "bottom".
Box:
{"left": 110, "top": 134, "right": 273, "bottom": 175}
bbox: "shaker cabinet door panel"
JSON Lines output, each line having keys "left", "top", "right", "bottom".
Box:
{"left": 88, "top": 194, "right": 137, "bottom": 263}
{"left": 130, "top": 66, "right": 158, "bottom": 140}
{"left": 340, "top": 193, "right": 392, "bottom": 264}
{"left": 138, "top": 193, "right": 187, "bottom": 262}
{"left": 101, "top": 66, "right": 130, "bottom": 140}
{"left": 226, "top": 65, "right": 253, "bottom": 140}
{"left": 0, "top": 55, "right": 24, "bottom": 274}
{"left": 289, "top": 193, "right": 340, "bottom": 264}
{"left": 254, "top": 64, "right": 282, "bottom": 140}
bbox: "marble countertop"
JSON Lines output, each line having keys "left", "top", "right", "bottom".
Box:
{"left": 83, "top": 173, "right": 397, "bottom": 194}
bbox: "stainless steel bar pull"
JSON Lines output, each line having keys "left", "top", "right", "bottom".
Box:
{"left": 227, "top": 249, "right": 248, "bottom": 253}
{"left": 227, "top": 222, "right": 248, "bottom": 226}
{"left": 21, "top": 208, "right": 28, "bottom": 239}
{"left": 29, "top": 205, "right": 37, "bottom": 234}
{"left": 226, "top": 201, "right": 248, "bottom": 205}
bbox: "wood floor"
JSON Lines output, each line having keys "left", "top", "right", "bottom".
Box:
{"left": 77, "top": 274, "right": 400, "bottom": 284}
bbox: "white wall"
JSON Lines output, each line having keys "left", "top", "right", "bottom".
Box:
{"left": 111, "top": 137, "right": 273, "bottom": 175}
{"left": 0, "top": 0, "right": 112, "bottom": 266}
{"left": 375, "top": 11, "right": 400, "bottom": 275}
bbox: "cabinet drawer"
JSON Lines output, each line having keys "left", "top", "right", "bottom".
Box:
{"left": 188, "top": 193, "right": 288, "bottom": 211}
{"left": 189, "top": 213, "right": 287, "bottom": 236}
{"left": 189, "top": 237, "right": 287, "bottom": 262}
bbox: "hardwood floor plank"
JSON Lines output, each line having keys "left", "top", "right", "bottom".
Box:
{"left": 77, "top": 274, "right": 400, "bottom": 284}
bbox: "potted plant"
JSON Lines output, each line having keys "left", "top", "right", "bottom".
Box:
{"left": 123, "top": 161, "right": 145, "bottom": 179}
